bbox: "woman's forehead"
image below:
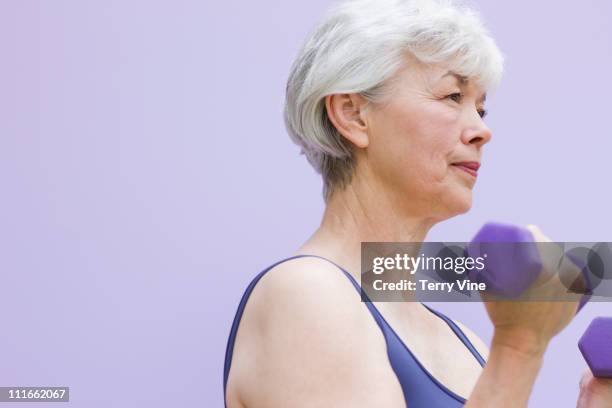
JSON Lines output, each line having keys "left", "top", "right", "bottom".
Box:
{"left": 392, "top": 61, "right": 454, "bottom": 86}
{"left": 416, "top": 65, "right": 488, "bottom": 99}
{"left": 386, "top": 60, "right": 488, "bottom": 101}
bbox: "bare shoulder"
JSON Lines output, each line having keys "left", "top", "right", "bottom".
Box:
{"left": 257, "top": 256, "right": 360, "bottom": 306}
{"left": 246, "top": 256, "right": 365, "bottom": 330}
{"left": 226, "top": 256, "right": 402, "bottom": 407}
{"left": 452, "top": 319, "right": 490, "bottom": 360}
{"left": 243, "top": 256, "right": 367, "bottom": 345}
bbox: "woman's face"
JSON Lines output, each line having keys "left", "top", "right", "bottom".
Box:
{"left": 360, "top": 59, "right": 492, "bottom": 221}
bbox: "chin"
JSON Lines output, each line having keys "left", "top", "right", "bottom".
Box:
{"left": 440, "top": 191, "right": 473, "bottom": 219}
{"left": 454, "top": 195, "right": 473, "bottom": 215}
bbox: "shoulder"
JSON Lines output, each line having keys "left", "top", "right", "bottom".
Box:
{"left": 258, "top": 256, "right": 360, "bottom": 304}
{"left": 452, "top": 319, "right": 490, "bottom": 361}
{"left": 248, "top": 255, "right": 367, "bottom": 347}
{"left": 246, "top": 256, "right": 367, "bottom": 341}
{"left": 228, "top": 256, "right": 399, "bottom": 407}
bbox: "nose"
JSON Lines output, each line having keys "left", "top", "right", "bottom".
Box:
{"left": 460, "top": 117, "right": 492, "bottom": 148}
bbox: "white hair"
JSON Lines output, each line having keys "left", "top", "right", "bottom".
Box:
{"left": 283, "top": 0, "right": 505, "bottom": 201}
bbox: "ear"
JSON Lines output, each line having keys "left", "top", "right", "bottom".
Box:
{"left": 324, "top": 93, "right": 370, "bottom": 148}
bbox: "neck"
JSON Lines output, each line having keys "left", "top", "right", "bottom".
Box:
{"left": 296, "top": 177, "right": 439, "bottom": 289}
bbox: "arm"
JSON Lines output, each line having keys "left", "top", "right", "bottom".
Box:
{"left": 464, "top": 225, "right": 584, "bottom": 407}
{"left": 233, "top": 257, "right": 404, "bottom": 407}
{"left": 454, "top": 319, "right": 545, "bottom": 407}
{"left": 465, "top": 334, "right": 545, "bottom": 407}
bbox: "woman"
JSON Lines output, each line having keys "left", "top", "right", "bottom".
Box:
{"left": 224, "top": 0, "right": 612, "bottom": 406}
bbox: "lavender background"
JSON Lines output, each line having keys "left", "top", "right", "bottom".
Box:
{"left": 1, "top": 1, "right": 610, "bottom": 407}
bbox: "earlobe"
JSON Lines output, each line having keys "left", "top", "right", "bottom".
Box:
{"left": 325, "top": 94, "right": 370, "bottom": 149}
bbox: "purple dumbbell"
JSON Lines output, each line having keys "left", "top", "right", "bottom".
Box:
{"left": 579, "top": 318, "right": 612, "bottom": 378}
{"left": 468, "top": 223, "right": 611, "bottom": 378}
{"left": 467, "top": 222, "right": 592, "bottom": 311}
{"left": 467, "top": 222, "right": 542, "bottom": 298}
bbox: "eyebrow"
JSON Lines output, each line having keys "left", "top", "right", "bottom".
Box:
{"left": 440, "top": 70, "right": 487, "bottom": 103}
{"left": 441, "top": 70, "right": 469, "bottom": 85}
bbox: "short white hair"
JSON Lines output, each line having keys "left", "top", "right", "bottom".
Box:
{"left": 283, "top": 0, "right": 505, "bottom": 201}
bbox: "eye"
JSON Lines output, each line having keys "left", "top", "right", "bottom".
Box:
{"left": 447, "top": 92, "right": 463, "bottom": 103}
{"left": 447, "top": 92, "right": 488, "bottom": 119}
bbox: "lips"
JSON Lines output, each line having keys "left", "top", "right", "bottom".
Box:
{"left": 451, "top": 161, "right": 480, "bottom": 177}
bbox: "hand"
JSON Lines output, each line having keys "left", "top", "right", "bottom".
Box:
{"left": 577, "top": 369, "right": 612, "bottom": 407}
{"left": 484, "top": 225, "right": 583, "bottom": 355}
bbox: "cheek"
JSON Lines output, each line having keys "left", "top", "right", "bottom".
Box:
{"left": 400, "top": 114, "right": 457, "bottom": 180}
{"left": 367, "top": 102, "right": 459, "bottom": 187}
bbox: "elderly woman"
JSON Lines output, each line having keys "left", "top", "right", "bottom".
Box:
{"left": 223, "top": 0, "right": 612, "bottom": 406}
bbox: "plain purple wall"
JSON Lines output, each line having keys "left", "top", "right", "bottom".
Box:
{"left": 1, "top": 1, "right": 610, "bottom": 407}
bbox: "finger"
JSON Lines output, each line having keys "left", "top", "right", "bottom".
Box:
{"left": 526, "top": 224, "right": 552, "bottom": 243}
